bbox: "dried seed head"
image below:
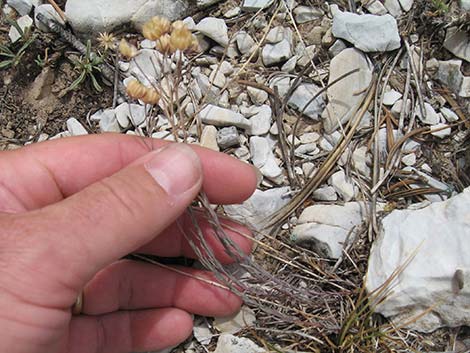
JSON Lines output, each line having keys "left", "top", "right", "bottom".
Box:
{"left": 126, "top": 79, "right": 147, "bottom": 100}
{"left": 142, "top": 88, "right": 160, "bottom": 105}
{"left": 170, "top": 27, "right": 193, "bottom": 51}
{"left": 97, "top": 32, "right": 116, "bottom": 51}
{"left": 142, "top": 16, "right": 171, "bottom": 41}
{"left": 119, "top": 39, "right": 138, "bottom": 59}
{"left": 155, "top": 33, "right": 175, "bottom": 54}
{"left": 171, "top": 20, "right": 186, "bottom": 31}
{"left": 189, "top": 35, "right": 200, "bottom": 53}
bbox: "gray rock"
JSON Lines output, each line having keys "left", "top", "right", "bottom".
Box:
{"left": 217, "top": 126, "right": 240, "bottom": 149}
{"left": 415, "top": 103, "right": 440, "bottom": 125}
{"left": 66, "top": 118, "right": 88, "bottom": 136}
{"left": 288, "top": 83, "right": 325, "bottom": 121}
{"left": 214, "top": 333, "right": 265, "bottom": 353}
{"left": 269, "top": 76, "right": 291, "bottom": 98}
{"left": 200, "top": 125, "right": 219, "bottom": 151}
{"left": 281, "top": 55, "right": 297, "bottom": 73}
{"left": 7, "top": 0, "right": 36, "bottom": 15}
{"left": 266, "top": 26, "right": 293, "bottom": 44}
{"left": 296, "top": 44, "right": 316, "bottom": 67}
{"left": 384, "top": 0, "right": 403, "bottom": 17}
{"left": 329, "top": 170, "right": 357, "bottom": 202}
{"left": 8, "top": 15, "right": 32, "bottom": 43}
{"left": 461, "top": 0, "right": 470, "bottom": 10}
{"left": 430, "top": 123, "right": 451, "bottom": 138}
{"left": 328, "top": 40, "right": 347, "bottom": 57}
{"left": 312, "top": 186, "right": 338, "bottom": 201}
{"left": 236, "top": 31, "right": 257, "bottom": 56}
{"left": 292, "top": 202, "right": 369, "bottom": 258}
{"left": 366, "top": 188, "right": 470, "bottom": 333}
{"left": 436, "top": 60, "right": 469, "bottom": 98}
{"left": 250, "top": 136, "right": 283, "bottom": 179}
{"left": 198, "top": 105, "right": 251, "bottom": 129}
{"left": 401, "top": 153, "right": 416, "bottom": 166}
{"left": 322, "top": 48, "right": 373, "bottom": 133}
{"left": 247, "top": 87, "right": 268, "bottom": 105}
{"left": 241, "top": 0, "right": 275, "bottom": 12}
{"left": 246, "top": 105, "right": 272, "bottom": 136}
{"left": 440, "top": 107, "right": 459, "bottom": 123}
{"left": 262, "top": 38, "right": 293, "bottom": 66}
{"left": 293, "top": 5, "right": 323, "bottom": 23}
{"left": 224, "top": 187, "right": 291, "bottom": 230}
{"left": 196, "top": 17, "right": 229, "bottom": 47}
{"left": 98, "top": 110, "right": 121, "bottom": 132}
{"left": 444, "top": 27, "right": 470, "bottom": 63}
{"left": 383, "top": 89, "right": 402, "bottom": 106}
{"left": 399, "top": 0, "right": 414, "bottom": 11}
{"left": 224, "top": 6, "right": 241, "bottom": 18}
{"left": 364, "top": 0, "right": 388, "bottom": 15}
{"left": 332, "top": 6, "right": 401, "bottom": 52}
{"left": 65, "top": 0, "right": 222, "bottom": 34}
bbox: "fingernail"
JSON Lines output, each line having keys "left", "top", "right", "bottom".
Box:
{"left": 145, "top": 144, "right": 202, "bottom": 196}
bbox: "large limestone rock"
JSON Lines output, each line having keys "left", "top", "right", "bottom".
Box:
{"left": 65, "top": 0, "right": 222, "bottom": 34}
{"left": 366, "top": 188, "right": 470, "bottom": 332}
{"left": 322, "top": 48, "right": 373, "bottom": 133}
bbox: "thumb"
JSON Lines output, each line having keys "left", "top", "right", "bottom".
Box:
{"left": 25, "top": 143, "right": 203, "bottom": 285}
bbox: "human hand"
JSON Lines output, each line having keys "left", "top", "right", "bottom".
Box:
{"left": 0, "top": 134, "right": 257, "bottom": 353}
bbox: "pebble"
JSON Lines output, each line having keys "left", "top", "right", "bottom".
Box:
{"left": 7, "top": 0, "right": 36, "bottom": 15}
{"left": 383, "top": 89, "right": 402, "bottom": 106}
{"left": 250, "top": 136, "right": 283, "bottom": 179}
{"left": 312, "top": 186, "right": 338, "bottom": 201}
{"left": 401, "top": 153, "right": 416, "bottom": 166}
{"left": 399, "top": 0, "right": 414, "bottom": 11}
{"left": 224, "top": 6, "right": 241, "bottom": 18}
{"left": 415, "top": 103, "right": 440, "bottom": 125}
{"left": 328, "top": 40, "right": 347, "bottom": 57}
{"left": 214, "top": 333, "right": 265, "bottom": 353}
{"left": 198, "top": 105, "right": 251, "bottom": 129}
{"left": 262, "top": 39, "right": 293, "bottom": 66}
{"left": 246, "top": 105, "right": 272, "bottom": 136}
{"left": 201, "top": 125, "right": 219, "bottom": 151}
{"left": 66, "top": 118, "right": 88, "bottom": 136}
{"left": 214, "top": 306, "right": 256, "bottom": 334}
{"left": 331, "top": 5, "right": 401, "bottom": 52}
{"left": 440, "top": 107, "right": 459, "bottom": 123}
{"left": 300, "top": 132, "right": 321, "bottom": 144}
{"left": 9, "top": 15, "right": 33, "bottom": 43}
{"left": 266, "top": 26, "right": 292, "bottom": 44}
{"left": 430, "top": 123, "right": 452, "bottom": 139}
{"left": 217, "top": 126, "right": 240, "bottom": 149}
{"left": 98, "top": 110, "right": 121, "bottom": 132}
{"left": 241, "top": 0, "right": 275, "bottom": 12}
{"left": 281, "top": 56, "right": 297, "bottom": 73}
{"left": 444, "top": 27, "right": 470, "bottom": 63}
{"left": 384, "top": 0, "right": 403, "bottom": 17}
{"left": 391, "top": 99, "right": 411, "bottom": 117}
{"left": 247, "top": 87, "right": 268, "bottom": 105}
{"left": 269, "top": 76, "right": 291, "bottom": 98}
{"left": 196, "top": 17, "right": 229, "bottom": 47}
{"left": 296, "top": 45, "right": 316, "bottom": 68}
{"left": 236, "top": 31, "right": 257, "bottom": 56}
{"left": 34, "top": 4, "right": 65, "bottom": 32}
{"left": 329, "top": 170, "right": 356, "bottom": 202}
{"left": 293, "top": 5, "right": 323, "bottom": 23}
{"left": 288, "top": 83, "right": 326, "bottom": 121}
{"left": 364, "top": 0, "right": 388, "bottom": 15}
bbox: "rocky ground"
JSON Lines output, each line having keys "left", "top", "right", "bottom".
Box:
{"left": 1, "top": 0, "right": 470, "bottom": 352}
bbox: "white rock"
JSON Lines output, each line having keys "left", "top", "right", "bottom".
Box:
{"left": 201, "top": 125, "right": 219, "bottom": 151}
{"left": 440, "top": 107, "right": 459, "bottom": 123}
{"left": 66, "top": 118, "right": 88, "bottom": 136}
{"left": 461, "top": 0, "right": 470, "bottom": 10}
{"left": 312, "top": 186, "right": 338, "bottom": 201}
{"left": 322, "top": 48, "right": 373, "bottom": 133}
{"left": 329, "top": 170, "right": 356, "bottom": 202}
{"left": 65, "top": 0, "right": 219, "bottom": 34}
{"left": 250, "top": 136, "right": 283, "bottom": 179}
{"left": 399, "top": 0, "right": 414, "bottom": 11}
{"left": 217, "top": 126, "right": 240, "bottom": 149}
{"left": 7, "top": 0, "right": 35, "bottom": 15}
{"left": 234, "top": 145, "right": 251, "bottom": 161}
{"left": 266, "top": 26, "right": 292, "bottom": 44}
{"left": 224, "top": 6, "right": 241, "bottom": 18}
{"left": 98, "top": 110, "right": 121, "bottom": 132}
{"left": 198, "top": 105, "right": 251, "bottom": 129}
{"left": 236, "top": 31, "right": 257, "bottom": 56}
{"left": 182, "top": 16, "right": 196, "bottom": 30}
{"left": 292, "top": 202, "right": 369, "bottom": 258}
{"left": 415, "top": 103, "right": 440, "bottom": 125}
{"left": 383, "top": 89, "right": 402, "bottom": 106}
{"left": 224, "top": 187, "right": 291, "bottom": 230}
{"left": 262, "top": 38, "right": 293, "bottom": 66}
{"left": 384, "top": 0, "right": 403, "bottom": 17}
{"left": 296, "top": 44, "right": 316, "bottom": 68}
{"left": 430, "top": 123, "right": 451, "bottom": 138}
{"left": 193, "top": 319, "right": 214, "bottom": 345}
{"left": 247, "top": 87, "right": 268, "bottom": 105}
{"left": 246, "top": 105, "right": 272, "bottom": 136}
{"left": 269, "top": 76, "right": 290, "bottom": 98}
{"left": 444, "top": 27, "right": 470, "bottom": 63}
{"left": 328, "top": 40, "right": 347, "bottom": 57}
{"left": 352, "top": 146, "right": 371, "bottom": 177}
{"left": 364, "top": 0, "right": 388, "bottom": 15}
{"left": 241, "top": 0, "right": 275, "bottom": 12}
{"left": 302, "top": 162, "right": 315, "bottom": 177}
{"left": 401, "top": 153, "right": 416, "bottom": 166}
{"left": 8, "top": 15, "right": 33, "bottom": 43}
{"left": 214, "top": 306, "right": 256, "bottom": 334}
{"left": 288, "top": 83, "right": 325, "bottom": 121}
{"left": 209, "top": 69, "right": 226, "bottom": 88}
{"left": 391, "top": 99, "right": 411, "bottom": 117}
{"left": 295, "top": 143, "right": 319, "bottom": 157}
{"left": 214, "top": 333, "right": 265, "bottom": 353}
{"left": 436, "top": 60, "right": 466, "bottom": 98}
{"left": 35, "top": 4, "right": 65, "bottom": 32}
{"left": 300, "top": 132, "right": 321, "bottom": 144}
{"left": 281, "top": 55, "right": 297, "bottom": 72}
{"left": 366, "top": 188, "right": 470, "bottom": 332}
{"left": 332, "top": 6, "right": 401, "bottom": 52}
{"left": 129, "top": 49, "right": 168, "bottom": 83}
{"left": 196, "top": 17, "right": 229, "bottom": 47}
{"left": 293, "top": 5, "right": 322, "bottom": 23}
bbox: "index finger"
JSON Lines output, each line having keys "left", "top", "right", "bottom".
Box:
{"left": 0, "top": 134, "right": 257, "bottom": 212}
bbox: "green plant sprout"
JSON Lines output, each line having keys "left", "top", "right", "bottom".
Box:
{"left": 68, "top": 40, "right": 104, "bottom": 93}
{"left": 0, "top": 17, "right": 36, "bottom": 69}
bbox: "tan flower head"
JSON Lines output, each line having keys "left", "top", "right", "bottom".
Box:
{"left": 142, "top": 88, "right": 160, "bottom": 105}
{"left": 171, "top": 20, "right": 186, "bottom": 31}
{"left": 142, "top": 16, "right": 171, "bottom": 41}
{"left": 189, "top": 35, "right": 200, "bottom": 53}
{"left": 170, "top": 26, "right": 193, "bottom": 51}
{"left": 126, "top": 79, "right": 147, "bottom": 100}
{"left": 97, "top": 32, "right": 116, "bottom": 51}
{"left": 119, "top": 39, "right": 138, "bottom": 59}
{"left": 156, "top": 33, "right": 175, "bottom": 54}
